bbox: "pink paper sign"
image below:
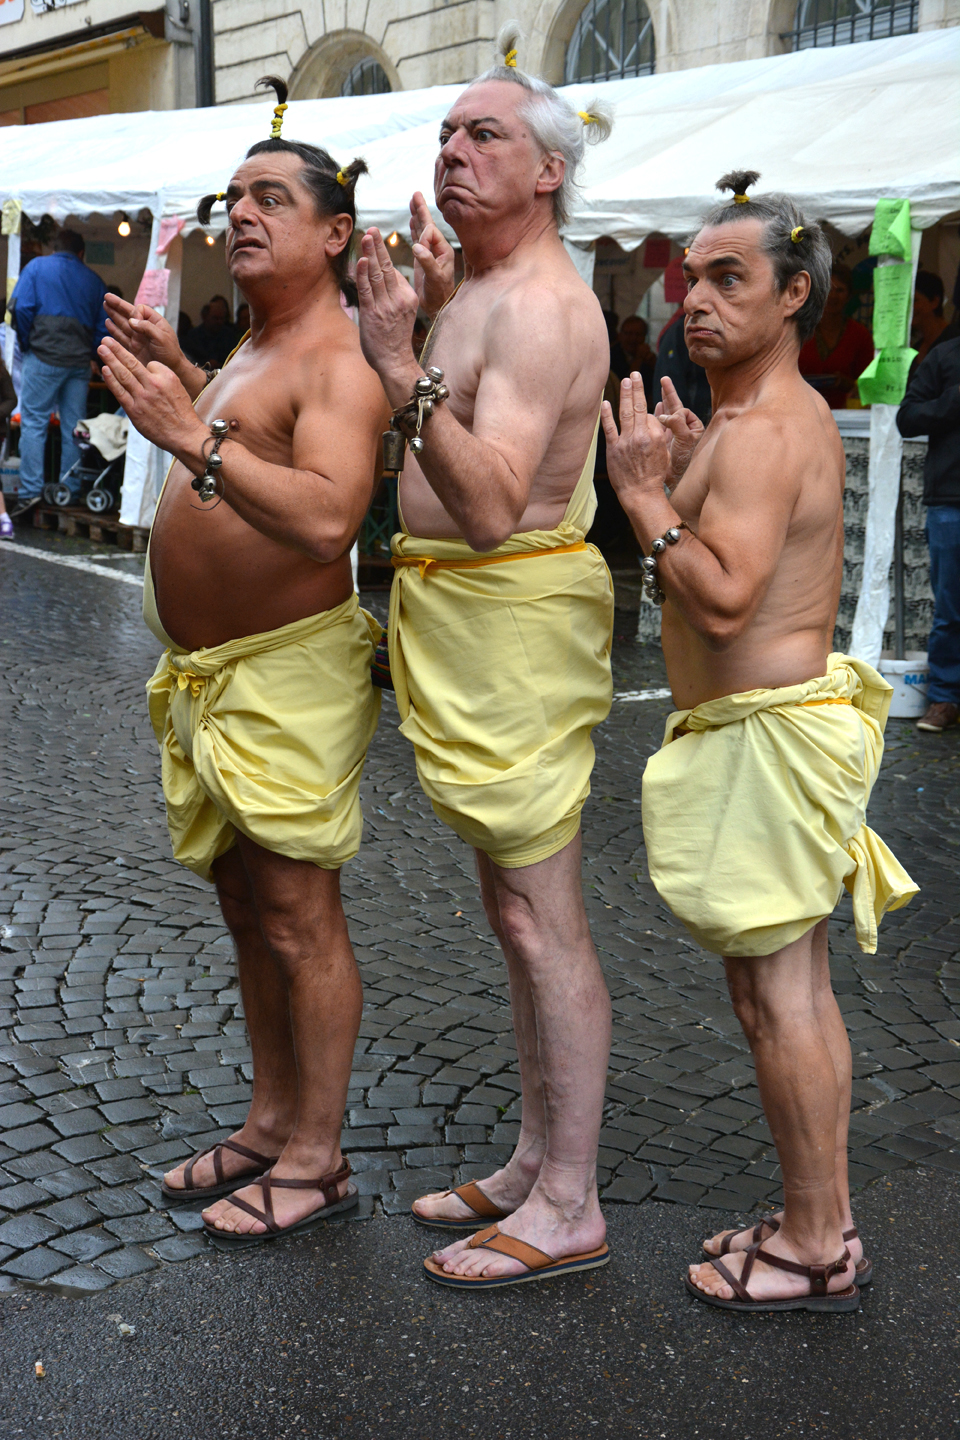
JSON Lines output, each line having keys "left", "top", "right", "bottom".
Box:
{"left": 134, "top": 268, "right": 170, "bottom": 309}
{"left": 156, "top": 216, "right": 184, "bottom": 256}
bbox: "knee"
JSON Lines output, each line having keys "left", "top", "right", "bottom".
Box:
{"left": 216, "top": 879, "right": 259, "bottom": 943}
{"left": 495, "top": 895, "right": 544, "bottom": 968}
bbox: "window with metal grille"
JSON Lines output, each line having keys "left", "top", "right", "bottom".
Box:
{"left": 783, "top": 0, "right": 918, "bottom": 50}
{"left": 341, "top": 57, "right": 392, "bottom": 97}
{"left": 564, "top": 0, "right": 655, "bottom": 83}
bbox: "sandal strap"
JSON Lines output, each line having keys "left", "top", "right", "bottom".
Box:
{"left": 467, "top": 1224, "right": 553, "bottom": 1271}
{"left": 182, "top": 1138, "right": 276, "bottom": 1193}
{"left": 718, "top": 1215, "right": 779, "bottom": 1256}
{"left": 707, "top": 1253, "right": 753, "bottom": 1302}
{"left": 222, "top": 1181, "right": 277, "bottom": 1233}
{"left": 453, "top": 1181, "right": 504, "bottom": 1219}
{"left": 258, "top": 1157, "right": 352, "bottom": 1208}
{"left": 843, "top": 1226, "right": 858, "bottom": 1243}
{"left": 754, "top": 1243, "right": 851, "bottom": 1295}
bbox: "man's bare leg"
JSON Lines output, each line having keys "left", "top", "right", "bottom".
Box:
{"left": 701, "top": 918, "right": 862, "bottom": 1267}
{"left": 203, "top": 837, "right": 362, "bottom": 1234}
{"left": 689, "top": 924, "right": 854, "bottom": 1300}
{"left": 430, "top": 835, "right": 612, "bottom": 1278}
{"left": 163, "top": 845, "right": 299, "bottom": 1192}
{"left": 412, "top": 851, "right": 547, "bottom": 1223}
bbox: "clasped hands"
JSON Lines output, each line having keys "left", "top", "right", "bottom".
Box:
{"left": 97, "top": 330, "right": 206, "bottom": 458}
{"left": 601, "top": 373, "right": 704, "bottom": 505}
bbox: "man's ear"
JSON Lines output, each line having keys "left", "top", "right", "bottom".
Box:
{"left": 535, "top": 152, "right": 565, "bottom": 199}
{"left": 325, "top": 214, "right": 354, "bottom": 261}
{"left": 783, "top": 269, "right": 811, "bottom": 320}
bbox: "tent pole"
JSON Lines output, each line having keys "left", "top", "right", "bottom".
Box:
{"left": 3, "top": 202, "right": 21, "bottom": 381}
{"left": 893, "top": 478, "right": 905, "bottom": 659}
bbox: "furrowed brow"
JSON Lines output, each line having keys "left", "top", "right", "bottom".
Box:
{"left": 249, "top": 179, "right": 296, "bottom": 201}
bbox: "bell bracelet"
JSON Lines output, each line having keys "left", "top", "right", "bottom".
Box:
{"left": 640, "top": 520, "right": 688, "bottom": 606}
{"left": 382, "top": 367, "right": 449, "bottom": 477}
{"left": 192, "top": 418, "right": 230, "bottom": 508}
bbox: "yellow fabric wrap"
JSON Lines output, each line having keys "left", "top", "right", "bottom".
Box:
{"left": 146, "top": 596, "right": 382, "bottom": 881}
{"left": 388, "top": 426, "right": 614, "bottom": 868}
{"left": 641, "top": 653, "right": 919, "bottom": 957}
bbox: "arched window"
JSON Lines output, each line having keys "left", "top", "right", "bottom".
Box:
{"left": 564, "top": 0, "right": 655, "bottom": 84}
{"left": 340, "top": 57, "right": 392, "bottom": 97}
{"left": 784, "top": 0, "right": 918, "bottom": 49}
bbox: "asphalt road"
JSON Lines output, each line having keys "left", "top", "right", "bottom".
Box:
{"left": 0, "top": 1165, "right": 957, "bottom": 1440}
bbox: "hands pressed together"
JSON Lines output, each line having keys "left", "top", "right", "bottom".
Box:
{"left": 601, "top": 372, "right": 704, "bottom": 509}
{"left": 97, "top": 332, "right": 205, "bottom": 458}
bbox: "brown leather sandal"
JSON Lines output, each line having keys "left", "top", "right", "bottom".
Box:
{"left": 411, "top": 1180, "right": 511, "bottom": 1230}
{"left": 203, "top": 1157, "right": 358, "bottom": 1248}
{"left": 160, "top": 1138, "right": 279, "bottom": 1203}
{"left": 685, "top": 1241, "right": 860, "bottom": 1313}
{"left": 423, "top": 1223, "right": 610, "bottom": 1289}
{"left": 703, "top": 1218, "right": 873, "bottom": 1286}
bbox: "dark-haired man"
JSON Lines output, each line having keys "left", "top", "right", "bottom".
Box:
{"left": 605, "top": 174, "right": 917, "bottom": 1312}
{"left": 9, "top": 228, "right": 107, "bottom": 511}
{"left": 99, "top": 139, "right": 388, "bottom": 1244}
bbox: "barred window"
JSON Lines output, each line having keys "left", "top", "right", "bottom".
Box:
{"left": 341, "top": 58, "right": 392, "bottom": 97}
{"left": 564, "top": 0, "right": 655, "bottom": 84}
{"left": 783, "top": 0, "right": 918, "bottom": 50}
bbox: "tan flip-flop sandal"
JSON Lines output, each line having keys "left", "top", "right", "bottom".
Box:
{"left": 686, "top": 1241, "right": 860, "bottom": 1313}
{"left": 423, "top": 1224, "right": 610, "bottom": 1289}
{"left": 411, "top": 1180, "right": 511, "bottom": 1230}
{"left": 703, "top": 1218, "right": 873, "bottom": 1286}
{"left": 160, "top": 1138, "right": 279, "bottom": 1203}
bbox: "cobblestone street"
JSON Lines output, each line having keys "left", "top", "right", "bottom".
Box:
{"left": 1, "top": 537, "right": 958, "bottom": 1301}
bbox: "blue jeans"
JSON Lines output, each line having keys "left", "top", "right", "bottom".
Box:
{"left": 18, "top": 351, "right": 90, "bottom": 500}
{"left": 926, "top": 505, "right": 960, "bottom": 705}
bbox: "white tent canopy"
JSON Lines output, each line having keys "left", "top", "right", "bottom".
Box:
{"left": 0, "top": 29, "right": 956, "bottom": 246}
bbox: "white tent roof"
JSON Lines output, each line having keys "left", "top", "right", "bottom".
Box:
{"left": 0, "top": 29, "right": 956, "bottom": 248}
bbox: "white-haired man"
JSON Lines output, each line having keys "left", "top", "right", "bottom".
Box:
{"left": 358, "top": 29, "right": 615, "bottom": 1288}
{"left": 604, "top": 171, "right": 917, "bottom": 1312}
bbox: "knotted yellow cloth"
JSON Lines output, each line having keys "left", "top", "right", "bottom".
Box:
{"left": 642, "top": 654, "right": 918, "bottom": 957}
{"left": 388, "top": 426, "right": 614, "bottom": 868}
{"left": 146, "top": 596, "right": 381, "bottom": 881}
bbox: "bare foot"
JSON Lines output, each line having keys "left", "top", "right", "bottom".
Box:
{"left": 202, "top": 1143, "right": 349, "bottom": 1235}
{"left": 429, "top": 1185, "right": 606, "bottom": 1281}
{"left": 702, "top": 1212, "right": 863, "bottom": 1268}
{"left": 162, "top": 1123, "right": 285, "bottom": 1194}
{"left": 688, "top": 1231, "right": 854, "bottom": 1302}
{"left": 412, "top": 1147, "right": 542, "bottom": 1225}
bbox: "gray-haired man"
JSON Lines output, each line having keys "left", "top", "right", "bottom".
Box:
{"left": 357, "top": 28, "right": 616, "bottom": 1288}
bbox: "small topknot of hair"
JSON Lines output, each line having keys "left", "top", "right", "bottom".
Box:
{"left": 577, "top": 98, "right": 614, "bottom": 145}
{"left": 337, "top": 157, "right": 369, "bottom": 191}
{"left": 495, "top": 20, "right": 524, "bottom": 68}
{"left": 256, "top": 75, "right": 289, "bottom": 106}
{"left": 716, "top": 169, "right": 761, "bottom": 199}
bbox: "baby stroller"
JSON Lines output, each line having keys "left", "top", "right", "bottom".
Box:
{"left": 44, "top": 413, "right": 128, "bottom": 514}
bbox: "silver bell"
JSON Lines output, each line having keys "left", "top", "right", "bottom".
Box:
{"left": 420, "top": 399, "right": 435, "bottom": 419}
{"left": 641, "top": 556, "right": 657, "bottom": 574}
{"left": 414, "top": 376, "right": 434, "bottom": 395}
{"left": 210, "top": 418, "right": 229, "bottom": 437}
{"left": 409, "top": 436, "right": 425, "bottom": 455}
{"left": 665, "top": 527, "right": 682, "bottom": 544}
{"left": 207, "top": 452, "right": 223, "bottom": 469}
{"left": 426, "top": 366, "right": 444, "bottom": 382}
{"left": 651, "top": 537, "right": 666, "bottom": 555}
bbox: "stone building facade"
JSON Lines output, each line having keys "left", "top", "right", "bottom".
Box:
{"left": 210, "top": 0, "right": 960, "bottom": 106}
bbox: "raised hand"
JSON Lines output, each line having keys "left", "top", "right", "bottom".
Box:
{"left": 104, "top": 294, "right": 183, "bottom": 373}
{"left": 356, "top": 227, "right": 422, "bottom": 406}
{"left": 97, "top": 336, "right": 203, "bottom": 455}
{"left": 409, "top": 192, "right": 456, "bottom": 319}
{"left": 654, "top": 376, "right": 705, "bottom": 487}
{"left": 601, "top": 372, "right": 671, "bottom": 506}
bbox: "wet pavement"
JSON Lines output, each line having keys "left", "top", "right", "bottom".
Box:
{"left": 0, "top": 530, "right": 958, "bottom": 1435}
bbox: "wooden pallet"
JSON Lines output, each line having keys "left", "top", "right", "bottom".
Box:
{"left": 31, "top": 504, "right": 149, "bottom": 553}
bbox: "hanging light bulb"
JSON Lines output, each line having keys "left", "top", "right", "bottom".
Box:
{"left": 117, "top": 216, "right": 131, "bottom": 237}
{"left": 387, "top": 232, "right": 399, "bottom": 247}
{"left": 205, "top": 234, "right": 216, "bottom": 246}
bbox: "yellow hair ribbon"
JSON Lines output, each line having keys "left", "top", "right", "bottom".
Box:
{"left": 336, "top": 169, "right": 348, "bottom": 187}
{"left": 791, "top": 225, "right": 804, "bottom": 243}
{"left": 215, "top": 192, "right": 226, "bottom": 202}
{"left": 504, "top": 48, "right": 518, "bottom": 67}
{"left": 578, "top": 110, "right": 594, "bottom": 124}
{"left": 734, "top": 193, "right": 749, "bottom": 204}
{"left": 270, "top": 102, "right": 288, "bottom": 138}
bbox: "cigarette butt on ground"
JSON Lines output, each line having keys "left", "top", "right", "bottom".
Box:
{"left": 34, "top": 1362, "right": 45, "bottom": 1379}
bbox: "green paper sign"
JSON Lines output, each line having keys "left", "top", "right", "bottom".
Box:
{"left": 872, "top": 262, "right": 912, "bottom": 350}
{"left": 857, "top": 347, "right": 917, "bottom": 407}
{"left": 868, "top": 198, "right": 912, "bottom": 260}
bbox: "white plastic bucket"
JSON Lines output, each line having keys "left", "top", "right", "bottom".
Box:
{"left": 0, "top": 454, "right": 19, "bottom": 494}
{"left": 879, "top": 651, "right": 929, "bottom": 719}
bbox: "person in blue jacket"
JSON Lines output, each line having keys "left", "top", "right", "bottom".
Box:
{"left": 9, "top": 228, "right": 107, "bottom": 511}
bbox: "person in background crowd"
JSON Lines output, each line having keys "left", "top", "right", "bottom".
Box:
{"left": 897, "top": 333, "right": 960, "bottom": 733}
{"left": 0, "top": 353, "right": 17, "bottom": 539}
{"left": 911, "top": 271, "right": 949, "bottom": 369}
{"left": 653, "top": 309, "right": 711, "bottom": 425}
{"left": 236, "top": 302, "right": 251, "bottom": 335}
{"left": 184, "top": 293, "right": 238, "bottom": 370}
{"left": 8, "top": 227, "right": 106, "bottom": 514}
{"left": 177, "top": 311, "right": 193, "bottom": 349}
{"left": 798, "top": 263, "right": 873, "bottom": 411}
{"left": 603, "top": 308, "right": 631, "bottom": 382}
{"left": 619, "top": 313, "right": 655, "bottom": 404}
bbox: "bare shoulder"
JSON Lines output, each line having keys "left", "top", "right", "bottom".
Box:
{"left": 488, "top": 266, "right": 605, "bottom": 349}
{"left": 299, "top": 314, "right": 386, "bottom": 414}
{"left": 711, "top": 384, "right": 841, "bottom": 488}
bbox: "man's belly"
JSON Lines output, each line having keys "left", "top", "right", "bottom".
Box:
{"left": 662, "top": 610, "right": 833, "bottom": 709}
{"left": 150, "top": 483, "right": 352, "bottom": 651}
{"left": 398, "top": 466, "right": 572, "bottom": 541}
